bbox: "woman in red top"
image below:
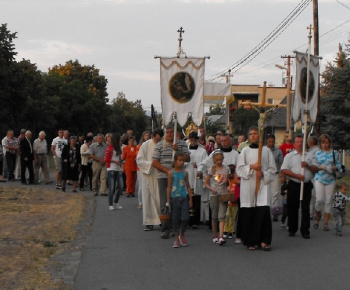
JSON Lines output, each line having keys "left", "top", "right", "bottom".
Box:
{"left": 122, "top": 136, "right": 138, "bottom": 197}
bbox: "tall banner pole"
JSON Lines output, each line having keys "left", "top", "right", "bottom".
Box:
{"left": 172, "top": 112, "right": 177, "bottom": 161}
{"left": 300, "top": 25, "right": 313, "bottom": 201}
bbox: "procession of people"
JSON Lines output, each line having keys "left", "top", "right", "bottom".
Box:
{"left": 0, "top": 125, "right": 348, "bottom": 251}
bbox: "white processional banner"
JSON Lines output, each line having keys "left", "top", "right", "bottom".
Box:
{"left": 293, "top": 51, "right": 320, "bottom": 123}
{"left": 160, "top": 57, "right": 205, "bottom": 126}
{"left": 204, "top": 82, "right": 231, "bottom": 105}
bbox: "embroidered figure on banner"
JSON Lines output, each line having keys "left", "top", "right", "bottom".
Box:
{"left": 169, "top": 72, "right": 195, "bottom": 103}
{"left": 298, "top": 67, "right": 315, "bottom": 104}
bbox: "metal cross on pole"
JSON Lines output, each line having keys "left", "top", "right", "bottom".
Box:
{"left": 242, "top": 81, "right": 278, "bottom": 205}
{"left": 177, "top": 27, "right": 186, "bottom": 58}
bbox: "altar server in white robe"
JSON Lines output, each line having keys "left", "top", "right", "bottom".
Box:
{"left": 185, "top": 131, "right": 208, "bottom": 227}
{"left": 237, "top": 126, "right": 276, "bottom": 251}
{"left": 136, "top": 129, "right": 164, "bottom": 231}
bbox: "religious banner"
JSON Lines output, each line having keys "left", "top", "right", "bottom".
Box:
{"left": 204, "top": 82, "right": 231, "bottom": 105}
{"left": 293, "top": 51, "right": 320, "bottom": 123}
{"left": 160, "top": 57, "right": 205, "bottom": 126}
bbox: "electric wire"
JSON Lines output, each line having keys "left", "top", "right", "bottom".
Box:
{"left": 206, "top": 0, "right": 312, "bottom": 82}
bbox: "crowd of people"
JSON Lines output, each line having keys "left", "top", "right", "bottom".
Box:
{"left": 0, "top": 126, "right": 348, "bottom": 249}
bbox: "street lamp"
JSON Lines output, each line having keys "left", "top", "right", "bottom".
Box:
{"left": 275, "top": 64, "right": 286, "bottom": 87}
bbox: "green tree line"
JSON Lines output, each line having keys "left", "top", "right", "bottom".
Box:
{"left": 0, "top": 24, "right": 150, "bottom": 142}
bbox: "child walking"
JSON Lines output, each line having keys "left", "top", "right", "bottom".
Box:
{"left": 204, "top": 150, "right": 230, "bottom": 245}
{"left": 332, "top": 182, "right": 350, "bottom": 236}
{"left": 167, "top": 152, "right": 193, "bottom": 248}
{"left": 223, "top": 164, "right": 240, "bottom": 239}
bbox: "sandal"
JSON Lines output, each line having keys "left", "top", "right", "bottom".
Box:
{"left": 261, "top": 243, "right": 271, "bottom": 251}
{"left": 248, "top": 246, "right": 256, "bottom": 250}
{"left": 313, "top": 223, "right": 319, "bottom": 230}
{"left": 324, "top": 224, "right": 329, "bottom": 231}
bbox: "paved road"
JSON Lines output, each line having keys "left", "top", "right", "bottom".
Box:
{"left": 73, "top": 192, "right": 350, "bottom": 290}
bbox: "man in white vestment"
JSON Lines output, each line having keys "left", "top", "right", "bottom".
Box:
{"left": 136, "top": 129, "right": 164, "bottom": 231}
{"left": 185, "top": 131, "right": 208, "bottom": 228}
{"left": 237, "top": 126, "right": 276, "bottom": 251}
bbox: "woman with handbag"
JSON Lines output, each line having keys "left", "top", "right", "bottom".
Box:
{"left": 204, "top": 150, "right": 230, "bottom": 245}
{"left": 312, "top": 134, "right": 343, "bottom": 231}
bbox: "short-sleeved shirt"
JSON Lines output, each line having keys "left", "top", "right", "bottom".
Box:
{"left": 207, "top": 165, "right": 230, "bottom": 197}
{"left": 279, "top": 142, "right": 294, "bottom": 157}
{"left": 171, "top": 169, "right": 188, "bottom": 198}
{"left": 90, "top": 142, "right": 108, "bottom": 160}
{"left": 51, "top": 137, "right": 67, "bottom": 158}
{"left": 152, "top": 139, "right": 190, "bottom": 179}
{"left": 33, "top": 138, "right": 48, "bottom": 154}
{"left": 333, "top": 191, "right": 350, "bottom": 210}
{"left": 281, "top": 150, "right": 314, "bottom": 183}
{"left": 4, "top": 137, "right": 19, "bottom": 154}
{"left": 312, "top": 150, "right": 342, "bottom": 184}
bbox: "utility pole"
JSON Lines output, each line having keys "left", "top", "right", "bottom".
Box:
{"left": 313, "top": 0, "right": 320, "bottom": 136}
{"left": 281, "top": 55, "right": 295, "bottom": 137}
{"left": 221, "top": 69, "right": 233, "bottom": 134}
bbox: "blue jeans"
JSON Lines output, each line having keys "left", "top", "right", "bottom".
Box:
{"left": 107, "top": 170, "right": 123, "bottom": 206}
{"left": 171, "top": 197, "right": 189, "bottom": 236}
{"left": 333, "top": 208, "right": 345, "bottom": 233}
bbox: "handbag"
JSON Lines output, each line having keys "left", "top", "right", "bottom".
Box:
{"left": 270, "top": 198, "right": 283, "bottom": 216}
{"left": 332, "top": 150, "right": 346, "bottom": 180}
{"left": 218, "top": 193, "right": 235, "bottom": 203}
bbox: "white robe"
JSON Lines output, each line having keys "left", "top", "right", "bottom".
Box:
{"left": 136, "top": 139, "right": 160, "bottom": 225}
{"left": 185, "top": 146, "right": 208, "bottom": 193}
{"left": 197, "top": 149, "right": 240, "bottom": 173}
{"left": 237, "top": 146, "right": 276, "bottom": 208}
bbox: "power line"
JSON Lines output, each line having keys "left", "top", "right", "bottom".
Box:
{"left": 206, "top": 0, "right": 312, "bottom": 82}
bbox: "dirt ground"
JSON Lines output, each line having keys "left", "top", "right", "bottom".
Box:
{"left": 0, "top": 185, "right": 94, "bottom": 290}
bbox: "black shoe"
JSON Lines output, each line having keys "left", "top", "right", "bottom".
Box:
{"left": 62, "top": 187, "right": 66, "bottom": 192}
{"left": 302, "top": 233, "right": 310, "bottom": 239}
{"left": 144, "top": 225, "right": 153, "bottom": 231}
{"left": 160, "top": 233, "right": 169, "bottom": 239}
{"left": 288, "top": 232, "right": 295, "bottom": 237}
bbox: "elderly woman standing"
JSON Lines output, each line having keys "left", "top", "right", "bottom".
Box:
{"left": 312, "top": 134, "right": 343, "bottom": 231}
{"left": 62, "top": 136, "right": 81, "bottom": 192}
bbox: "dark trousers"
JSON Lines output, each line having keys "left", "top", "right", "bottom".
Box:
{"left": 80, "top": 163, "right": 92, "bottom": 190}
{"left": 188, "top": 194, "right": 201, "bottom": 227}
{"left": 281, "top": 203, "right": 288, "bottom": 224}
{"left": 21, "top": 158, "right": 34, "bottom": 184}
{"left": 6, "top": 152, "right": 17, "bottom": 181}
{"left": 287, "top": 180, "right": 312, "bottom": 235}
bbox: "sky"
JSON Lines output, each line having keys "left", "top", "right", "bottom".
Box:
{"left": 1, "top": 0, "right": 350, "bottom": 113}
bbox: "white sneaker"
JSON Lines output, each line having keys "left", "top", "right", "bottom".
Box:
{"left": 109, "top": 206, "right": 115, "bottom": 211}
{"left": 235, "top": 238, "right": 242, "bottom": 244}
{"left": 115, "top": 203, "right": 122, "bottom": 210}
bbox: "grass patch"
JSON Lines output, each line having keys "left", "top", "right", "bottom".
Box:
{"left": 0, "top": 186, "right": 89, "bottom": 289}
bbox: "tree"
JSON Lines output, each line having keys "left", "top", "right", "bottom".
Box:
{"left": 231, "top": 107, "right": 259, "bottom": 136}
{"left": 46, "top": 60, "right": 110, "bottom": 135}
{"left": 320, "top": 42, "right": 350, "bottom": 149}
{"left": 109, "top": 92, "right": 149, "bottom": 140}
{"left": 0, "top": 24, "right": 18, "bottom": 133}
{"left": 49, "top": 60, "right": 109, "bottom": 103}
